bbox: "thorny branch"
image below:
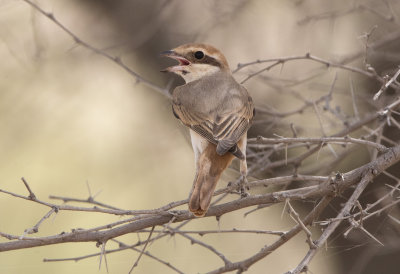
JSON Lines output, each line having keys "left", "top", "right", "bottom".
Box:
{"left": 22, "top": 0, "right": 170, "bottom": 99}
{"left": 286, "top": 200, "right": 317, "bottom": 249}
{"left": 1, "top": 145, "right": 399, "bottom": 267}
{"left": 1, "top": 1, "right": 400, "bottom": 273}
{"left": 374, "top": 66, "right": 400, "bottom": 100}
{"left": 129, "top": 226, "right": 155, "bottom": 274}
{"left": 297, "top": 3, "right": 396, "bottom": 26}
{"left": 234, "top": 53, "right": 384, "bottom": 84}
{"left": 290, "top": 153, "right": 391, "bottom": 274}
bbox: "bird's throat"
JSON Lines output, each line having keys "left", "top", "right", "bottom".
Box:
{"left": 180, "top": 64, "right": 221, "bottom": 83}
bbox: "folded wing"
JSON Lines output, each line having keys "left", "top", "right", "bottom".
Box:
{"left": 172, "top": 86, "right": 254, "bottom": 159}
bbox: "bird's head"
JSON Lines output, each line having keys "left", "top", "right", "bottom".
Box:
{"left": 161, "top": 43, "right": 230, "bottom": 83}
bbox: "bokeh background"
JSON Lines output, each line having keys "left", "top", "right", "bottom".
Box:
{"left": 1, "top": 0, "right": 399, "bottom": 273}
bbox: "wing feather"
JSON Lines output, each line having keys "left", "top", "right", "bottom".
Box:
{"left": 172, "top": 76, "right": 254, "bottom": 158}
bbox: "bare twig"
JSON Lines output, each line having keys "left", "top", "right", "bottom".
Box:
{"left": 298, "top": 4, "right": 394, "bottom": 26}
{"left": 98, "top": 241, "right": 109, "bottom": 272}
{"left": 234, "top": 53, "right": 386, "bottom": 85}
{"left": 249, "top": 136, "right": 388, "bottom": 153}
{"left": 174, "top": 230, "right": 232, "bottom": 265}
{"left": 49, "top": 195, "right": 123, "bottom": 211}
{"left": 21, "top": 177, "right": 36, "bottom": 200}
{"left": 207, "top": 196, "right": 334, "bottom": 274}
{"left": 373, "top": 66, "right": 400, "bottom": 100}
{"left": 44, "top": 238, "right": 185, "bottom": 274}
{"left": 291, "top": 146, "right": 400, "bottom": 274}
{"left": 22, "top": 0, "right": 170, "bottom": 98}
{"left": 349, "top": 78, "right": 360, "bottom": 120}
{"left": 21, "top": 207, "right": 58, "bottom": 238}
{"left": 129, "top": 226, "right": 155, "bottom": 274}
{"left": 388, "top": 215, "right": 400, "bottom": 225}
{"left": 287, "top": 200, "right": 317, "bottom": 249}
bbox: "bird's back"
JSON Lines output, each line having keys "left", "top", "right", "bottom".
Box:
{"left": 173, "top": 71, "right": 250, "bottom": 122}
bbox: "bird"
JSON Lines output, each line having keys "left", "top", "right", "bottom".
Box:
{"left": 161, "top": 43, "right": 254, "bottom": 217}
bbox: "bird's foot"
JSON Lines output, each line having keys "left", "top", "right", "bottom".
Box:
{"left": 239, "top": 175, "right": 249, "bottom": 198}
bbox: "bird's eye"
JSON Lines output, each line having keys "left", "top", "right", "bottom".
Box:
{"left": 194, "top": 51, "right": 204, "bottom": 59}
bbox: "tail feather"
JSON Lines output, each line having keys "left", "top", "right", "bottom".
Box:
{"left": 216, "top": 142, "right": 245, "bottom": 160}
{"left": 189, "top": 172, "right": 218, "bottom": 217}
{"left": 189, "top": 143, "right": 234, "bottom": 217}
{"left": 229, "top": 145, "right": 245, "bottom": 160}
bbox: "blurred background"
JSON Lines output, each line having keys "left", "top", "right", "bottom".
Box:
{"left": 0, "top": 0, "right": 399, "bottom": 273}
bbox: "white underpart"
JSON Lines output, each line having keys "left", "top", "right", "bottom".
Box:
{"left": 189, "top": 129, "right": 209, "bottom": 166}
{"left": 181, "top": 63, "right": 220, "bottom": 83}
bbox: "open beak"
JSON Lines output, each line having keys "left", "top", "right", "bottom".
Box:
{"left": 160, "top": 50, "right": 190, "bottom": 73}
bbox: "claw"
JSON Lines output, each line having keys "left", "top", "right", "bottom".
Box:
{"left": 239, "top": 175, "right": 249, "bottom": 198}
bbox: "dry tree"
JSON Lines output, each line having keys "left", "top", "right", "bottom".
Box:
{"left": 1, "top": 1, "right": 400, "bottom": 273}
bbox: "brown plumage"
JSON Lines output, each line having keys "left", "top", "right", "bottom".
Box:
{"left": 162, "top": 43, "right": 254, "bottom": 217}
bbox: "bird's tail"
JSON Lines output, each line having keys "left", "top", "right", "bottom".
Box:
{"left": 189, "top": 144, "right": 234, "bottom": 217}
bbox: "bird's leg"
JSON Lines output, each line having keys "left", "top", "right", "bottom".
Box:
{"left": 238, "top": 135, "right": 249, "bottom": 197}
{"left": 239, "top": 158, "right": 249, "bottom": 197}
